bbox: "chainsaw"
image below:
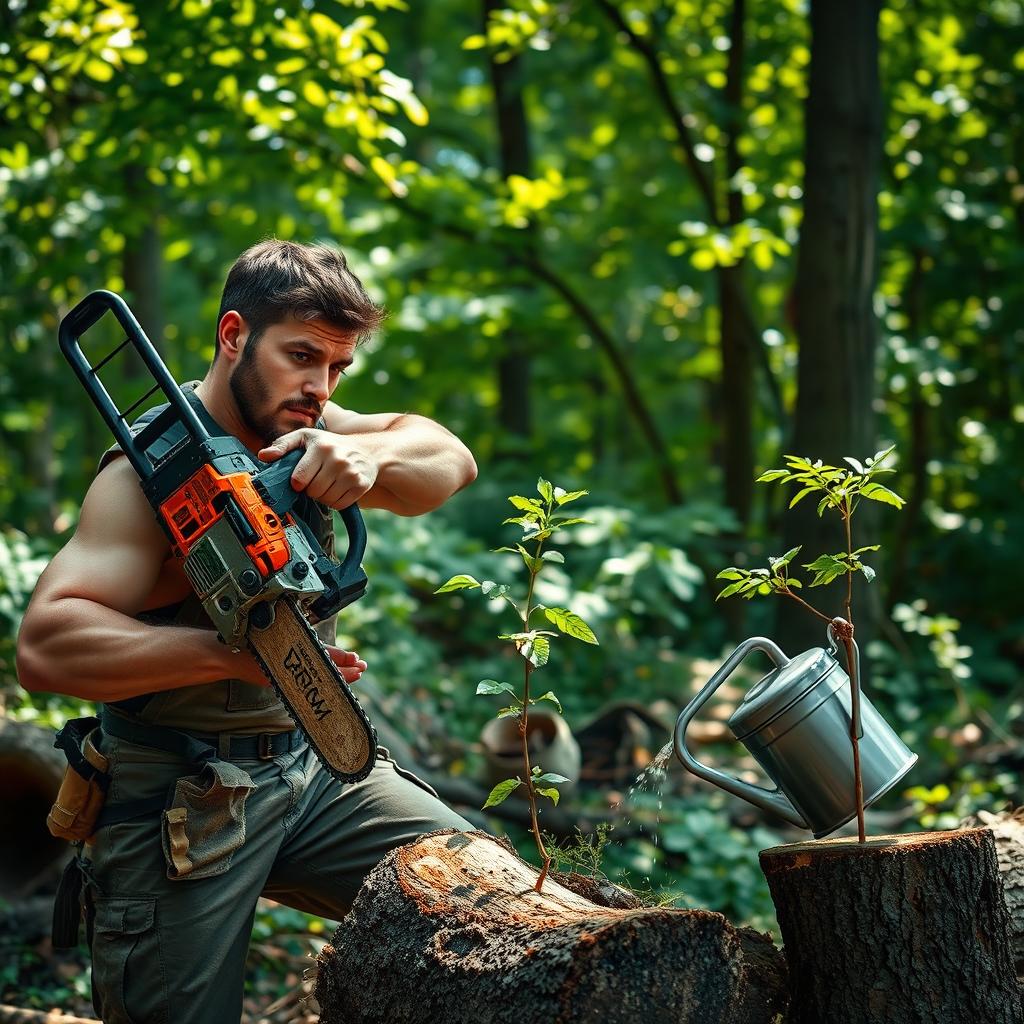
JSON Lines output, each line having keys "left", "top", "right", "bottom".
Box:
{"left": 58, "top": 289, "right": 377, "bottom": 783}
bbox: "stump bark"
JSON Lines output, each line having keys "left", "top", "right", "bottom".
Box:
{"left": 760, "top": 828, "right": 1023, "bottom": 1024}
{"left": 315, "top": 829, "right": 787, "bottom": 1024}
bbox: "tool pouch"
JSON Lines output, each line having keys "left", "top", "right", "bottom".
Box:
{"left": 161, "top": 759, "right": 255, "bottom": 880}
{"left": 47, "top": 717, "right": 111, "bottom": 842}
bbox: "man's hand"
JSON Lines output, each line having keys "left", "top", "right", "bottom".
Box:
{"left": 258, "top": 429, "right": 378, "bottom": 509}
{"left": 229, "top": 643, "right": 367, "bottom": 687}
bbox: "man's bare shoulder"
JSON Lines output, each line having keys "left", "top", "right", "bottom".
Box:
{"left": 23, "top": 454, "right": 172, "bottom": 619}
{"left": 78, "top": 453, "right": 170, "bottom": 553}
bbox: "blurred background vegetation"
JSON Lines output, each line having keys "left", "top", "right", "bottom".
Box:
{"left": 1, "top": 0, "right": 1021, "bottom": 1017}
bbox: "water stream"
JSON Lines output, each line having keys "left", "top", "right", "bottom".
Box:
{"left": 608, "top": 740, "right": 676, "bottom": 882}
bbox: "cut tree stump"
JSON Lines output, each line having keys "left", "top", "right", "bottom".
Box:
{"left": 315, "top": 829, "right": 788, "bottom": 1024}
{"left": 760, "top": 828, "right": 1023, "bottom": 1024}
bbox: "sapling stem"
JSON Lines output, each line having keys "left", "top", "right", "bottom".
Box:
{"left": 520, "top": 531, "right": 552, "bottom": 889}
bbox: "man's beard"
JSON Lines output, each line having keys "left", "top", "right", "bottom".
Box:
{"left": 229, "top": 347, "right": 286, "bottom": 448}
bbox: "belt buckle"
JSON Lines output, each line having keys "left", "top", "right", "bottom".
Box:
{"left": 257, "top": 734, "right": 275, "bottom": 760}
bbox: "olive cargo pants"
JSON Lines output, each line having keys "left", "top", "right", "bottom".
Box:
{"left": 81, "top": 731, "right": 472, "bottom": 1024}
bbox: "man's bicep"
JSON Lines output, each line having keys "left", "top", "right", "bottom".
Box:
{"left": 28, "top": 457, "right": 171, "bottom": 618}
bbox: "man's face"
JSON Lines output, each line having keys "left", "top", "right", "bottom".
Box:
{"left": 228, "top": 316, "right": 357, "bottom": 446}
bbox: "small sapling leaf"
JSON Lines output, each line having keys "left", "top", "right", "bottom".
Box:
{"left": 476, "top": 680, "right": 519, "bottom": 698}
{"left": 536, "top": 691, "right": 562, "bottom": 713}
{"left": 483, "top": 778, "right": 522, "bottom": 808}
{"left": 544, "top": 606, "right": 599, "bottom": 645}
{"left": 434, "top": 574, "right": 480, "bottom": 594}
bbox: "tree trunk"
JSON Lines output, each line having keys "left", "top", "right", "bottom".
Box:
{"left": 315, "top": 829, "right": 788, "bottom": 1024}
{"left": 485, "top": 0, "right": 533, "bottom": 457}
{"left": 760, "top": 828, "right": 1023, "bottom": 1023}
{"left": 775, "top": 0, "right": 883, "bottom": 668}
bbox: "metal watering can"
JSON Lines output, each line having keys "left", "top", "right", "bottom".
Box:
{"left": 674, "top": 623, "right": 917, "bottom": 838}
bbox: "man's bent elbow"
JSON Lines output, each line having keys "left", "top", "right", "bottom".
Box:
{"left": 15, "top": 633, "right": 47, "bottom": 694}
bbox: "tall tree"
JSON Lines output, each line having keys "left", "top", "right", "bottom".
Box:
{"left": 484, "top": 0, "right": 534, "bottom": 455}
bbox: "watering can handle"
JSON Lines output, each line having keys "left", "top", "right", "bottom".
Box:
{"left": 673, "top": 636, "right": 810, "bottom": 830}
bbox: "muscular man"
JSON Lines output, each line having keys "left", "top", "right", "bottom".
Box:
{"left": 16, "top": 240, "right": 477, "bottom": 1024}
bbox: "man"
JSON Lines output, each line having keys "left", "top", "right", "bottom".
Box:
{"left": 16, "top": 240, "right": 477, "bottom": 1024}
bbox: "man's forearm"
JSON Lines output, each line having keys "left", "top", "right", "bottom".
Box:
{"left": 16, "top": 598, "right": 254, "bottom": 702}
{"left": 347, "top": 414, "right": 478, "bottom": 514}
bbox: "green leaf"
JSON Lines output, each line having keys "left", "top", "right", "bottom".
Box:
{"left": 755, "top": 468, "right": 789, "bottom": 482}
{"left": 551, "top": 517, "right": 591, "bottom": 528}
{"left": 716, "top": 581, "right": 746, "bottom": 600}
{"left": 476, "top": 679, "right": 519, "bottom": 698}
{"left": 544, "top": 607, "right": 598, "bottom": 644}
{"left": 303, "top": 79, "right": 329, "bottom": 107}
{"left": 861, "top": 564, "right": 876, "bottom": 583}
{"left": 803, "top": 554, "right": 846, "bottom": 572}
{"left": 480, "top": 580, "right": 510, "bottom": 599}
{"left": 716, "top": 568, "right": 746, "bottom": 580}
{"left": 816, "top": 496, "right": 830, "bottom": 517}
{"left": 508, "top": 495, "right": 543, "bottom": 513}
{"left": 789, "top": 485, "right": 818, "bottom": 509}
{"left": 483, "top": 778, "right": 522, "bottom": 808}
{"left": 842, "top": 456, "right": 866, "bottom": 474}
{"left": 435, "top": 574, "right": 480, "bottom": 593}
{"left": 536, "top": 787, "right": 560, "bottom": 805}
{"left": 768, "top": 546, "right": 802, "bottom": 569}
{"left": 859, "top": 483, "right": 906, "bottom": 509}
{"left": 537, "top": 477, "right": 554, "bottom": 503}
{"left": 497, "top": 706, "right": 521, "bottom": 719}
{"left": 522, "top": 635, "right": 550, "bottom": 667}
{"left": 554, "top": 488, "right": 588, "bottom": 505}
{"left": 869, "top": 444, "right": 897, "bottom": 467}
{"left": 542, "top": 550, "right": 565, "bottom": 564}
{"left": 536, "top": 691, "right": 562, "bottom": 713}
{"left": 535, "top": 771, "right": 570, "bottom": 784}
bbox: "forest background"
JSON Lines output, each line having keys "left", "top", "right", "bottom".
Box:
{"left": 0, "top": 0, "right": 1021, "bottom": 1016}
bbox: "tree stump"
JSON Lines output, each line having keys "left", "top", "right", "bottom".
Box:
{"left": 760, "top": 828, "right": 1023, "bottom": 1023}
{"left": 315, "top": 829, "right": 788, "bottom": 1024}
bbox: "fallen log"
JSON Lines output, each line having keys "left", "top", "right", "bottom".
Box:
{"left": 315, "top": 829, "right": 787, "bottom": 1024}
{"left": 760, "top": 828, "right": 1022, "bottom": 1024}
{"left": 0, "top": 718, "right": 69, "bottom": 899}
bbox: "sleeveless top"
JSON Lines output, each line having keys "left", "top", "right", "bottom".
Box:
{"left": 97, "top": 381, "right": 339, "bottom": 735}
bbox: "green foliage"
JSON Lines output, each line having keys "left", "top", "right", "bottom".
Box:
{"left": 545, "top": 822, "right": 613, "bottom": 878}
{"left": 716, "top": 448, "right": 905, "bottom": 612}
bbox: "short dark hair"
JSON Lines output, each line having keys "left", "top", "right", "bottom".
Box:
{"left": 212, "top": 239, "right": 386, "bottom": 362}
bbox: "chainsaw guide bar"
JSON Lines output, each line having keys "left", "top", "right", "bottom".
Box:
{"left": 245, "top": 595, "right": 376, "bottom": 783}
